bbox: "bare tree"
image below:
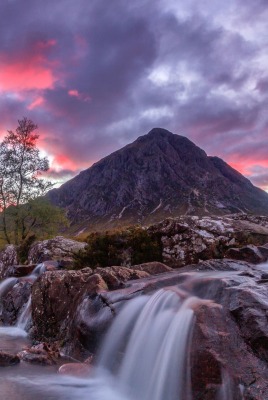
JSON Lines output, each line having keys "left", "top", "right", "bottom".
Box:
{"left": 0, "top": 118, "right": 53, "bottom": 245}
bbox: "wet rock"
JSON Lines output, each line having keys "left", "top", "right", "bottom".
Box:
{"left": 225, "top": 245, "right": 264, "bottom": 264}
{"left": 28, "top": 236, "right": 87, "bottom": 264}
{"left": 58, "top": 363, "right": 91, "bottom": 377}
{"left": 31, "top": 269, "right": 108, "bottom": 348}
{"left": 95, "top": 266, "right": 150, "bottom": 290}
{"left": 0, "top": 351, "right": 20, "bottom": 367}
{"left": 18, "top": 342, "right": 60, "bottom": 365}
{"left": 42, "top": 260, "right": 59, "bottom": 271}
{"left": 0, "top": 245, "right": 18, "bottom": 279}
{"left": 257, "top": 245, "right": 268, "bottom": 260}
{"left": 191, "top": 301, "right": 268, "bottom": 399}
{"left": 129, "top": 261, "right": 172, "bottom": 274}
{"left": 1, "top": 280, "right": 32, "bottom": 325}
{"left": 11, "top": 264, "right": 36, "bottom": 277}
{"left": 227, "top": 284, "right": 268, "bottom": 363}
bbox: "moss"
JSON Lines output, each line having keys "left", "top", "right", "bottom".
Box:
{"left": 73, "top": 226, "right": 163, "bottom": 269}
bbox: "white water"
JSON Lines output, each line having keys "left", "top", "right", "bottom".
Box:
{"left": 0, "top": 277, "right": 18, "bottom": 298}
{"left": 4, "top": 288, "right": 198, "bottom": 400}
{"left": 28, "top": 263, "right": 46, "bottom": 280}
{"left": 16, "top": 296, "right": 32, "bottom": 330}
{"left": 84, "top": 288, "right": 197, "bottom": 400}
{"left": 0, "top": 268, "right": 240, "bottom": 399}
{"left": 0, "top": 263, "right": 45, "bottom": 337}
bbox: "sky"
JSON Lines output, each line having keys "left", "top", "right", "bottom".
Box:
{"left": 0, "top": 0, "right": 268, "bottom": 191}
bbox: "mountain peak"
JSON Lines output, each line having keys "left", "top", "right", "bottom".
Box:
{"left": 147, "top": 127, "right": 174, "bottom": 137}
{"left": 48, "top": 128, "right": 268, "bottom": 232}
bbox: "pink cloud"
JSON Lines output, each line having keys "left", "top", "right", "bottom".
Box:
{"left": 0, "top": 39, "right": 58, "bottom": 92}
{"left": 68, "top": 89, "right": 91, "bottom": 102}
{"left": 27, "top": 96, "right": 44, "bottom": 110}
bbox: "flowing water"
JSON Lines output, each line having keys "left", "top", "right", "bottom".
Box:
{"left": 0, "top": 266, "right": 258, "bottom": 399}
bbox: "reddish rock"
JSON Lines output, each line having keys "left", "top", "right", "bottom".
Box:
{"left": 58, "top": 363, "right": 91, "bottom": 377}
{"left": 95, "top": 266, "right": 149, "bottom": 289}
{"left": 0, "top": 351, "right": 20, "bottom": 367}
{"left": 225, "top": 245, "right": 264, "bottom": 264}
{"left": 191, "top": 301, "right": 268, "bottom": 399}
{"left": 18, "top": 342, "right": 60, "bottom": 365}
{"left": 31, "top": 270, "right": 108, "bottom": 349}
{"left": 12, "top": 264, "right": 36, "bottom": 277}
{"left": 130, "top": 261, "right": 172, "bottom": 275}
{"left": 1, "top": 280, "right": 32, "bottom": 325}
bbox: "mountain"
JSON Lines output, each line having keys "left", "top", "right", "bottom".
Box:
{"left": 48, "top": 128, "right": 268, "bottom": 232}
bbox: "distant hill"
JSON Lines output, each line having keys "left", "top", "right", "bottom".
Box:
{"left": 48, "top": 128, "right": 268, "bottom": 233}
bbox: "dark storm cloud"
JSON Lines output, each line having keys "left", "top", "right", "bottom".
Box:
{"left": 0, "top": 0, "right": 267, "bottom": 189}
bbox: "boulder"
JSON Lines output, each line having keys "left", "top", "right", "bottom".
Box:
{"left": 225, "top": 245, "right": 265, "bottom": 264}
{"left": 28, "top": 236, "right": 87, "bottom": 265}
{"left": 191, "top": 301, "right": 268, "bottom": 399}
{"left": 95, "top": 266, "right": 150, "bottom": 289}
{"left": 149, "top": 214, "right": 268, "bottom": 268}
{"left": 129, "top": 262, "right": 172, "bottom": 275}
{"left": 0, "top": 245, "right": 18, "bottom": 279}
{"left": 0, "top": 351, "right": 20, "bottom": 367}
{"left": 1, "top": 280, "right": 32, "bottom": 325}
{"left": 31, "top": 269, "right": 108, "bottom": 350}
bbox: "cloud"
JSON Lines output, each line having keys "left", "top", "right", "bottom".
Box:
{"left": 0, "top": 0, "right": 267, "bottom": 190}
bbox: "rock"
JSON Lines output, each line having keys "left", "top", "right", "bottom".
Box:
{"left": 130, "top": 262, "right": 172, "bottom": 275}
{"left": 28, "top": 256, "right": 268, "bottom": 399}
{"left": 31, "top": 269, "right": 108, "bottom": 351}
{"left": 1, "top": 280, "right": 32, "bottom": 325}
{"left": 42, "top": 260, "right": 59, "bottom": 271}
{"left": 28, "top": 236, "right": 87, "bottom": 264}
{"left": 95, "top": 266, "right": 150, "bottom": 289}
{"left": 84, "top": 355, "right": 93, "bottom": 364}
{"left": 0, "top": 351, "right": 20, "bottom": 367}
{"left": 31, "top": 265, "right": 151, "bottom": 357}
{"left": 11, "top": 264, "right": 36, "bottom": 277}
{"left": 0, "top": 245, "right": 18, "bottom": 279}
{"left": 149, "top": 214, "right": 268, "bottom": 268}
{"left": 18, "top": 342, "right": 60, "bottom": 365}
{"left": 58, "top": 363, "right": 91, "bottom": 377}
{"left": 191, "top": 301, "right": 268, "bottom": 399}
{"left": 225, "top": 245, "right": 264, "bottom": 264}
{"left": 257, "top": 245, "right": 268, "bottom": 261}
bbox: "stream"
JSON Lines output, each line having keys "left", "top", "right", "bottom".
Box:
{"left": 1, "top": 262, "right": 268, "bottom": 399}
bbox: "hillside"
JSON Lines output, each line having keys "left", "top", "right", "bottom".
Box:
{"left": 48, "top": 128, "right": 268, "bottom": 232}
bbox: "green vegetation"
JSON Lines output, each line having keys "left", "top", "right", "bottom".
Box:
{"left": 0, "top": 118, "right": 68, "bottom": 251}
{"left": 74, "top": 226, "right": 163, "bottom": 269}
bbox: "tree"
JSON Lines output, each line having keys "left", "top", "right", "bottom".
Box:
{"left": 0, "top": 117, "right": 56, "bottom": 245}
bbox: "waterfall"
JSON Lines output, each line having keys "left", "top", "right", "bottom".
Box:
{"left": 16, "top": 296, "right": 32, "bottom": 330}
{"left": 0, "top": 277, "right": 18, "bottom": 299}
{"left": 91, "top": 288, "right": 198, "bottom": 400}
{"left": 0, "top": 262, "right": 46, "bottom": 337}
{"left": 28, "top": 263, "right": 46, "bottom": 279}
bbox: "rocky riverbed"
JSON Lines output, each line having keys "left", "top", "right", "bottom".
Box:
{"left": 1, "top": 214, "right": 268, "bottom": 399}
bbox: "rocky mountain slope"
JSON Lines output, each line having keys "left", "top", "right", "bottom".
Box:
{"left": 48, "top": 128, "right": 268, "bottom": 232}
